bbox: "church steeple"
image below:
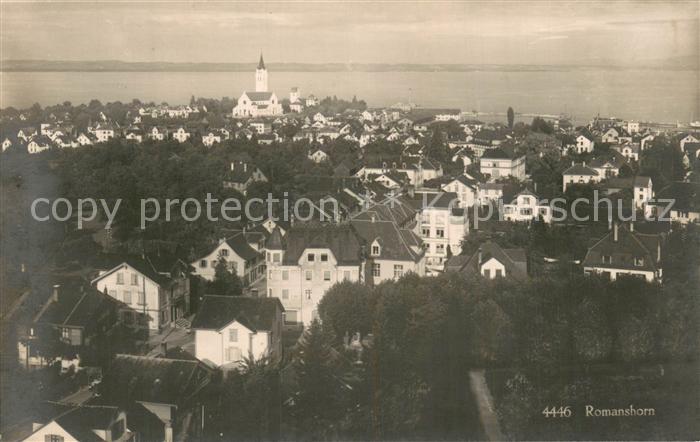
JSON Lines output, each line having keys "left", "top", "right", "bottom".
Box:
{"left": 255, "top": 53, "right": 268, "bottom": 92}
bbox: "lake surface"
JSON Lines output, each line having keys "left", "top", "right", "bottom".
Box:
{"left": 1, "top": 69, "right": 698, "bottom": 124}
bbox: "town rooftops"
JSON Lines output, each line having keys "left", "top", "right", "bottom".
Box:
{"left": 191, "top": 295, "right": 283, "bottom": 331}
{"left": 30, "top": 404, "right": 123, "bottom": 442}
{"left": 34, "top": 281, "right": 122, "bottom": 328}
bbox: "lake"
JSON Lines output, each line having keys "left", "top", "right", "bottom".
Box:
{"left": 1, "top": 69, "right": 698, "bottom": 124}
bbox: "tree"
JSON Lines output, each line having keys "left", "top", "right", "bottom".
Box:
{"left": 292, "top": 319, "right": 344, "bottom": 438}
{"left": 507, "top": 106, "right": 515, "bottom": 129}
{"left": 208, "top": 256, "right": 243, "bottom": 296}
{"left": 572, "top": 299, "right": 613, "bottom": 362}
{"left": 318, "top": 281, "right": 375, "bottom": 341}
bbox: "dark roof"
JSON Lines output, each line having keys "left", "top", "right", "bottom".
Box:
{"left": 480, "top": 147, "right": 519, "bottom": 160}
{"left": 282, "top": 224, "right": 363, "bottom": 265}
{"left": 257, "top": 53, "right": 266, "bottom": 70}
{"left": 648, "top": 182, "right": 700, "bottom": 212}
{"left": 582, "top": 224, "right": 661, "bottom": 272}
{"left": 102, "top": 354, "right": 212, "bottom": 406}
{"left": 445, "top": 241, "right": 527, "bottom": 280}
{"left": 222, "top": 233, "right": 262, "bottom": 261}
{"left": 54, "top": 405, "right": 121, "bottom": 442}
{"left": 350, "top": 218, "right": 423, "bottom": 262}
{"left": 266, "top": 226, "right": 285, "bottom": 250}
{"left": 191, "top": 295, "right": 283, "bottom": 331}
{"left": 243, "top": 91, "right": 274, "bottom": 102}
{"left": 35, "top": 281, "right": 122, "bottom": 328}
{"left": 563, "top": 163, "right": 599, "bottom": 176}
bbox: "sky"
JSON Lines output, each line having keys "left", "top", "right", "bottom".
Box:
{"left": 1, "top": 1, "right": 698, "bottom": 65}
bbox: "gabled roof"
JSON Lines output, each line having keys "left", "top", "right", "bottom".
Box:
{"left": 191, "top": 295, "right": 283, "bottom": 331}
{"left": 582, "top": 224, "right": 661, "bottom": 272}
{"left": 101, "top": 354, "right": 212, "bottom": 406}
{"left": 350, "top": 218, "right": 424, "bottom": 262}
{"left": 563, "top": 163, "right": 599, "bottom": 176}
{"left": 446, "top": 241, "right": 527, "bottom": 280}
{"left": 266, "top": 226, "right": 285, "bottom": 250}
{"left": 36, "top": 281, "right": 123, "bottom": 328}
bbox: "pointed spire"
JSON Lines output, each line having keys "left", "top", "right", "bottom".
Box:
{"left": 266, "top": 226, "right": 284, "bottom": 250}
{"left": 257, "top": 53, "right": 266, "bottom": 70}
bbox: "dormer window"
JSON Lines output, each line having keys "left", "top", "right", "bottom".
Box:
{"left": 602, "top": 255, "right": 612, "bottom": 264}
{"left": 307, "top": 253, "right": 315, "bottom": 262}
{"left": 634, "top": 257, "right": 644, "bottom": 267}
{"left": 371, "top": 240, "right": 381, "bottom": 257}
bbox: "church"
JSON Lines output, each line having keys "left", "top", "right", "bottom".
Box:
{"left": 232, "top": 54, "right": 283, "bottom": 118}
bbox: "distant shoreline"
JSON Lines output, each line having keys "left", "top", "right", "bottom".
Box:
{"left": 1, "top": 60, "right": 697, "bottom": 73}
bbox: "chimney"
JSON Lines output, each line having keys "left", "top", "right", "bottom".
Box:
{"left": 657, "top": 240, "right": 661, "bottom": 262}
{"left": 629, "top": 221, "right": 634, "bottom": 232}
{"left": 230, "top": 162, "right": 235, "bottom": 171}
{"left": 477, "top": 247, "right": 483, "bottom": 267}
{"left": 613, "top": 222, "right": 619, "bottom": 242}
{"left": 244, "top": 163, "right": 248, "bottom": 172}
{"left": 52, "top": 284, "right": 60, "bottom": 302}
{"left": 583, "top": 161, "right": 586, "bottom": 167}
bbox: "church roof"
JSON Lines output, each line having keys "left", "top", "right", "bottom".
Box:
{"left": 258, "top": 53, "right": 266, "bottom": 70}
{"left": 243, "top": 91, "right": 274, "bottom": 102}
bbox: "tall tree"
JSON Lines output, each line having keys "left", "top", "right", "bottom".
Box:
{"left": 208, "top": 255, "right": 243, "bottom": 296}
{"left": 507, "top": 106, "right": 515, "bottom": 129}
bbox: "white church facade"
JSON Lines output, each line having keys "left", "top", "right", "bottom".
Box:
{"left": 232, "top": 54, "right": 283, "bottom": 118}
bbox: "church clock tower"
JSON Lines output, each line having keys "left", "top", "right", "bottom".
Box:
{"left": 255, "top": 53, "right": 268, "bottom": 92}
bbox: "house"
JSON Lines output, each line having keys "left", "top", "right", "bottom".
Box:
{"left": 445, "top": 240, "right": 528, "bottom": 281}
{"left": 441, "top": 174, "right": 479, "bottom": 207}
{"left": 21, "top": 404, "right": 132, "bottom": 442}
{"left": 191, "top": 295, "right": 284, "bottom": 368}
{"left": 640, "top": 133, "right": 655, "bottom": 150}
{"left": 562, "top": 162, "right": 601, "bottom": 191}
{"left": 590, "top": 153, "right": 626, "bottom": 178}
{"left": 191, "top": 232, "right": 265, "bottom": 285}
{"left": 648, "top": 182, "right": 700, "bottom": 224}
{"left": 99, "top": 354, "right": 212, "bottom": 442}
{"left": 502, "top": 189, "right": 552, "bottom": 223}
{"left": 265, "top": 224, "right": 363, "bottom": 325}
{"left": 201, "top": 129, "right": 222, "bottom": 147}
{"left": 172, "top": 126, "right": 191, "bottom": 143}
{"left": 434, "top": 109, "right": 461, "bottom": 121}
{"left": 92, "top": 256, "right": 191, "bottom": 333}
{"left": 77, "top": 132, "right": 96, "bottom": 146}
{"left": 124, "top": 127, "right": 144, "bottom": 143}
{"left": 27, "top": 135, "right": 52, "bottom": 154}
{"left": 95, "top": 123, "right": 116, "bottom": 143}
{"left": 601, "top": 126, "right": 630, "bottom": 144}
{"left": 478, "top": 182, "right": 504, "bottom": 205}
{"left": 248, "top": 119, "right": 272, "bottom": 134}
{"left": 16, "top": 281, "right": 126, "bottom": 370}
{"left": 602, "top": 176, "right": 653, "bottom": 211}
{"left": 308, "top": 147, "right": 330, "bottom": 163}
{"left": 582, "top": 223, "right": 663, "bottom": 282}
{"left": 479, "top": 148, "right": 526, "bottom": 181}
{"left": 232, "top": 55, "right": 283, "bottom": 117}
{"left": 573, "top": 132, "right": 595, "bottom": 154}
{"left": 355, "top": 157, "right": 443, "bottom": 187}
{"left": 679, "top": 133, "right": 699, "bottom": 151}
{"left": 221, "top": 159, "right": 268, "bottom": 195}
{"left": 149, "top": 126, "right": 167, "bottom": 141}
{"left": 350, "top": 206, "right": 426, "bottom": 283}
{"left": 616, "top": 142, "right": 640, "bottom": 161}
{"left": 408, "top": 191, "right": 468, "bottom": 271}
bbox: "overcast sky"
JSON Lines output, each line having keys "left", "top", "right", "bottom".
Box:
{"left": 1, "top": 1, "right": 697, "bottom": 65}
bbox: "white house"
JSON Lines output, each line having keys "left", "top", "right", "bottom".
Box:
{"left": 480, "top": 148, "right": 526, "bottom": 181}
{"left": 680, "top": 133, "right": 699, "bottom": 151}
{"left": 149, "top": 126, "right": 167, "bottom": 141}
{"left": 191, "top": 295, "right": 283, "bottom": 368}
{"left": 27, "top": 136, "right": 52, "bottom": 154}
{"left": 191, "top": 233, "right": 265, "bottom": 286}
{"left": 94, "top": 123, "right": 116, "bottom": 143}
{"left": 502, "top": 190, "right": 552, "bottom": 223}
{"left": 441, "top": 174, "right": 479, "bottom": 207}
{"left": 172, "top": 126, "right": 191, "bottom": 143}
{"left": 574, "top": 133, "right": 595, "bottom": 154}
{"left": 411, "top": 192, "right": 468, "bottom": 271}
{"left": 202, "top": 130, "right": 222, "bottom": 147}
{"left": 562, "top": 162, "right": 601, "bottom": 191}
{"left": 265, "top": 225, "right": 363, "bottom": 325}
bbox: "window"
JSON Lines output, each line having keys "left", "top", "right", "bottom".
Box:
{"left": 282, "top": 270, "right": 289, "bottom": 280}
{"left": 634, "top": 257, "right": 645, "bottom": 267}
{"left": 200, "top": 260, "right": 207, "bottom": 268}
{"left": 221, "top": 249, "right": 229, "bottom": 257}
{"left": 372, "top": 245, "right": 380, "bottom": 256}
{"left": 436, "top": 244, "right": 445, "bottom": 254}
{"left": 344, "top": 270, "right": 351, "bottom": 280}
{"left": 372, "top": 263, "right": 381, "bottom": 277}
{"left": 138, "top": 291, "right": 146, "bottom": 305}
{"left": 305, "top": 270, "right": 312, "bottom": 281}
{"left": 123, "top": 291, "right": 132, "bottom": 304}
{"left": 422, "top": 228, "right": 430, "bottom": 237}
{"left": 305, "top": 289, "right": 312, "bottom": 300}
{"left": 324, "top": 271, "right": 331, "bottom": 281}
{"left": 45, "top": 436, "right": 64, "bottom": 442}
{"left": 321, "top": 253, "right": 328, "bottom": 262}
{"left": 131, "top": 274, "right": 138, "bottom": 285}
{"left": 483, "top": 269, "right": 491, "bottom": 278}
{"left": 61, "top": 328, "right": 70, "bottom": 340}
{"left": 229, "top": 329, "right": 238, "bottom": 342}
{"left": 495, "top": 269, "right": 503, "bottom": 278}
{"left": 307, "top": 253, "right": 315, "bottom": 262}
{"left": 602, "top": 255, "right": 612, "bottom": 264}
{"left": 116, "top": 272, "right": 124, "bottom": 284}
{"left": 269, "top": 270, "right": 273, "bottom": 280}
{"left": 393, "top": 265, "right": 404, "bottom": 278}
{"left": 273, "top": 253, "right": 281, "bottom": 263}
{"left": 436, "top": 229, "right": 445, "bottom": 238}
{"left": 282, "top": 289, "right": 289, "bottom": 300}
